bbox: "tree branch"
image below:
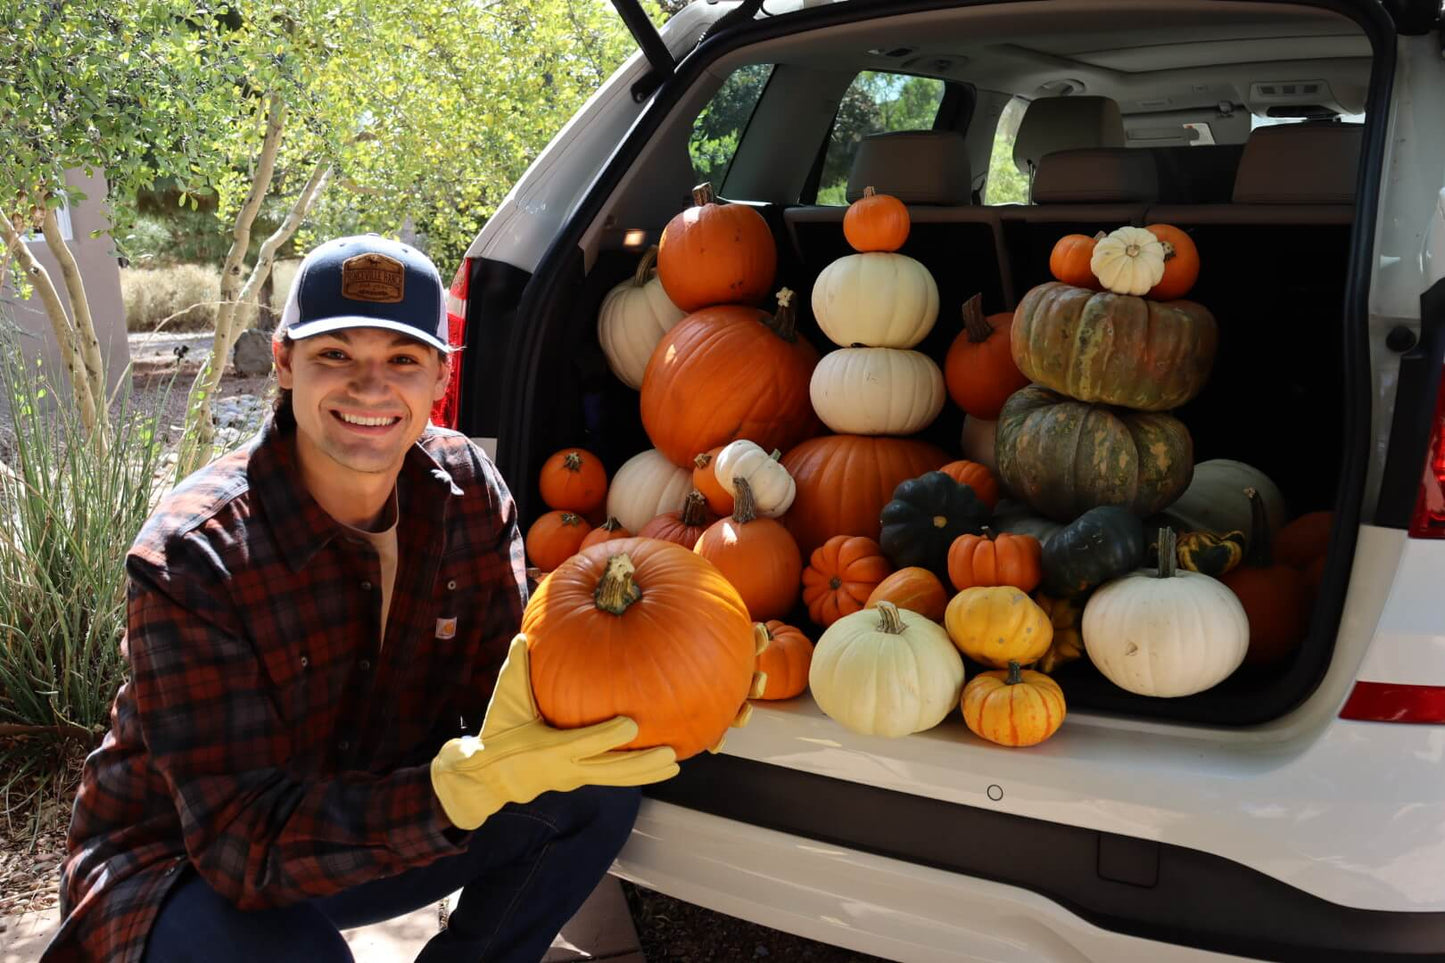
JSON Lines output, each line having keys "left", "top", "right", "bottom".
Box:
{"left": 236, "top": 161, "right": 331, "bottom": 317}
{"left": 41, "top": 205, "right": 109, "bottom": 450}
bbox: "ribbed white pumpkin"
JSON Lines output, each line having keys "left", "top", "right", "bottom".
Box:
{"left": 712, "top": 440, "right": 795, "bottom": 518}
{"left": 597, "top": 247, "right": 688, "bottom": 389}
{"left": 809, "top": 602, "right": 965, "bottom": 737}
{"left": 811, "top": 252, "right": 939, "bottom": 349}
{"left": 1089, "top": 226, "right": 1166, "bottom": 297}
{"left": 809, "top": 347, "right": 945, "bottom": 436}
{"left": 605, "top": 449, "right": 692, "bottom": 534}
{"left": 1082, "top": 530, "right": 1249, "bottom": 698}
{"left": 961, "top": 416, "right": 998, "bottom": 473}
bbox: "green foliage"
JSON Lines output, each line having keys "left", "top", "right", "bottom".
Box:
{"left": 816, "top": 72, "right": 945, "bottom": 204}
{"left": 984, "top": 96, "right": 1031, "bottom": 206}
{"left": 689, "top": 64, "right": 772, "bottom": 187}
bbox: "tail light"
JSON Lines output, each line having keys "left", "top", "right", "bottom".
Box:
{"left": 1340, "top": 681, "right": 1445, "bottom": 723}
{"left": 431, "top": 259, "right": 472, "bottom": 430}
{"left": 1408, "top": 365, "right": 1445, "bottom": 537}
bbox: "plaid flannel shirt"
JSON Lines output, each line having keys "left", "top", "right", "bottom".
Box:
{"left": 43, "top": 415, "right": 528, "bottom": 963}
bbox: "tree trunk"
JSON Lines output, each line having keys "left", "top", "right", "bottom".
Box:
{"left": 41, "top": 206, "right": 111, "bottom": 447}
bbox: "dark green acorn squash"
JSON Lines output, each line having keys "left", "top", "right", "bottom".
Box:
{"left": 1040, "top": 506, "right": 1146, "bottom": 597}
{"left": 879, "top": 471, "right": 989, "bottom": 579}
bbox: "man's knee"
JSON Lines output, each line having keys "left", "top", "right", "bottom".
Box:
{"left": 526, "top": 785, "right": 640, "bottom": 849}
{"left": 145, "top": 873, "right": 354, "bottom": 963}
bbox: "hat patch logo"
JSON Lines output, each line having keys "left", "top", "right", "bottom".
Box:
{"left": 342, "top": 253, "right": 405, "bottom": 303}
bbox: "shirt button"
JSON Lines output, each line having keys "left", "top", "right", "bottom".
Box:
{"left": 337, "top": 740, "right": 350, "bottom": 752}
{"left": 361, "top": 581, "right": 373, "bottom": 591}
{"left": 446, "top": 580, "right": 457, "bottom": 591}
{"left": 300, "top": 656, "right": 309, "bottom": 669}
{"left": 359, "top": 659, "right": 371, "bottom": 671}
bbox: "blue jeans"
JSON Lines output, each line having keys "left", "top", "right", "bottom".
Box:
{"left": 142, "top": 786, "right": 640, "bottom": 963}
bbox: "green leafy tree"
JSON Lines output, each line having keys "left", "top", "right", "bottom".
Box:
{"left": 817, "top": 73, "right": 943, "bottom": 204}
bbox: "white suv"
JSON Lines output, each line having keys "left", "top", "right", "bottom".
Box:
{"left": 444, "top": 1, "right": 1445, "bottom": 959}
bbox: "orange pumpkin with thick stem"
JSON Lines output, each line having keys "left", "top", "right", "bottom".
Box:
{"left": 1145, "top": 224, "right": 1200, "bottom": 301}
{"left": 938, "top": 459, "right": 1000, "bottom": 509}
{"left": 843, "top": 186, "right": 910, "bottom": 253}
{"left": 944, "top": 294, "right": 1030, "bottom": 421}
{"left": 947, "top": 528, "right": 1043, "bottom": 593}
{"left": 692, "top": 447, "right": 735, "bottom": 516}
{"left": 579, "top": 516, "right": 631, "bottom": 550}
{"left": 1220, "top": 488, "right": 1308, "bottom": 666}
{"left": 538, "top": 448, "right": 607, "bottom": 513}
{"left": 781, "top": 434, "right": 951, "bottom": 559}
{"left": 639, "top": 490, "right": 715, "bottom": 550}
{"left": 523, "top": 540, "right": 757, "bottom": 760}
{"left": 657, "top": 182, "right": 777, "bottom": 311}
{"left": 694, "top": 479, "right": 803, "bottom": 621}
{"left": 640, "top": 289, "right": 821, "bottom": 468}
{"left": 525, "top": 511, "right": 593, "bottom": 571}
{"left": 756, "top": 621, "right": 813, "bottom": 699}
{"left": 864, "top": 567, "right": 948, "bottom": 623}
{"left": 1276, "top": 511, "right": 1333, "bottom": 570}
{"left": 801, "top": 535, "right": 893, "bottom": 628}
{"left": 1049, "top": 233, "right": 1103, "bottom": 289}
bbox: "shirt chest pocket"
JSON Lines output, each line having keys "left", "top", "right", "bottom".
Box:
{"left": 253, "top": 604, "right": 357, "bottom": 759}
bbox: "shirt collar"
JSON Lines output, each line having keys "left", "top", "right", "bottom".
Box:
{"left": 247, "top": 415, "right": 461, "bottom": 572}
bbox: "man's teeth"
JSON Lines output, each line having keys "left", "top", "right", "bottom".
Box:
{"left": 339, "top": 413, "right": 398, "bottom": 427}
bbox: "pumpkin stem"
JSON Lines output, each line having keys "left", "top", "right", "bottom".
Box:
{"left": 1155, "top": 528, "right": 1178, "bottom": 578}
{"left": 1242, "top": 487, "right": 1273, "bottom": 567}
{"left": 766, "top": 288, "right": 799, "bottom": 343}
{"left": 731, "top": 478, "right": 758, "bottom": 524}
{"left": 681, "top": 489, "right": 710, "bottom": 527}
{"left": 980, "top": 525, "right": 996, "bottom": 541}
{"left": 863, "top": 185, "right": 877, "bottom": 198}
{"left": 691, "top": 182, "right": 714, "bottom": 206}
{"left": 632, "top": 245, "right": 660, "bottom": 286}
{"left": 961, "top": 293, "right": 993, "bottom": 344}
{"left": 1005, "top": 660, "right": 1024, "bottom": 685}
{"left": 560, "top": 512, "right": 583, "bottom": 527}
{"left": 1093, "top": 230, "right": 1107, "bottom": 241}
{"left": 599, "top": 515, "right": 624, "bottom": 533}
{"left": 563, "top": 451, "right": 583, "bottom": 472}
{"left": 875, "top": 600, "right": 906, "bottom": 634}
{"left": 1160, "top": 239, "right": 1176, "bottom": 263}
{"left": 595, "top": 553, "right": 642, "bottom": 615}
{"left": 829, "top": 575, "right": 842, "bottom": 590}
{"left": 770, "top": 448, "right": 782, "bottom": 462}
{"left": 693, "top": 451, "right": 713, "bottom": 470}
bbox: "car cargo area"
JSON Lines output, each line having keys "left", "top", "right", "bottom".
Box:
{"left": 476, "top": 0, "right": 1378, "bottom": 731}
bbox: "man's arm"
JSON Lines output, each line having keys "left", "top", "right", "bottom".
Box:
{"left": 126, "top": 550, "right": 466, "bottom": 911}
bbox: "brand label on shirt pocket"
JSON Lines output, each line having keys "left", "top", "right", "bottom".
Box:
{"left": 435, "top": 617, "right": 458, "bottom": 640}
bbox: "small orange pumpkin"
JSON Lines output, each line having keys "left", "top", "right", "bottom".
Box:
{"left": 947, "top": 528, "right": 1042, "bottom": 593}
{"left": 692, "top": 447, "right": 735, "bottom": 516}
{"left": 657, "top": 182, "right": 777, "bottom": 311}
{"left": 938, "top": 459, "right": 1000, "bottom": 510}
{"left": 694, "top": 478, "right": 803, "bottom": 621}
{"left": 962, "top": 660, "right": 1066, "bottom": 747}
{"left": 525, "top": 511, "right": 593, "bottom": 571}
{"left": 1048, "top": 233, "right": 1104, "bottom": 289}
{"left": 538, "top": 448, "right": 608, "bottom": 514}
{"left": 756, "top": 621, "right": 813, "bottom": 699}
{"left": 1275, "top": 511, "right": 1333, "bottom": 570}
{"left": 1220, "top": 488, "right": 1308, "bottom": 666}
{"left": 1145, "top": 224, "right": 1200, "bottom": 301}
{"left": 579, "top": 516, "right": 631, "bottom": 551}
{"left": 801, "top": 535, "right": 893, "bottom": 628}
{"left": 639, "top": 490, "right": 715, "bottom": 550}
{"left": 944, "top": 294, "right": 1030, "bottom": 421}
{"left": 864, "top": 567, "right": 948, "bottom": 623}
{"left": 842, "top": 186, "right": 910, "bottom": 253}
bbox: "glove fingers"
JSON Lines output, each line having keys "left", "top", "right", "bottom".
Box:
{"left": 481, "top": 635, "right": 540, "bottom": 738}
{"left": 578, "top": 746, "right": 680, "bottom": 786}
{"left": 558, "top": 715, "right": 642, "bottom": 758}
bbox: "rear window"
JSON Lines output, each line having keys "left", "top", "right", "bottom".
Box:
{"left": 690, "top": 64, "right": 774, "bottom": 188}
{"left": 983, "top": 95, "right": 1030, "bottom": 205}
{"left": 816, "top": 71, "right": 947, "bottom": 205}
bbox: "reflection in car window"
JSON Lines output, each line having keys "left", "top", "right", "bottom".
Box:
{"left": 690, "top": 64, "right": 775, "bottom": 188}
{"left": 816, "top": 71, "right": 946, "bottom": 205}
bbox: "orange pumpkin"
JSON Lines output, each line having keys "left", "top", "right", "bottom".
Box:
{"left": 523, "top": 541, "right": 756, "bottom": 760}
{"left": 842, "top": 186, "right": 910, "bottom": 253}
{"left": 1220, "top": 488, "right": 1308, "bottom": 666}
{"left": 1048, "top": 233, "right": 1103, "bottom": 289}
{"left": 1276, "top": 511, "right": 1333, "bottom": 570}
{"left": 801, "top": 535, "right": 893, "bottom": 628}
{"left": 756, "top": 620, "right": 813, "bottom": 699}
{"left": 694, "top": 479, "right": 803, "bottom": 621}
{"left": 640, "top": 291, "right": 821, "bottom": 469}
{"left": 962, "top": 660, "right": 1066, "bottom": 747}
{"left": 1145, "top": 224, "right": 1200, "bottom": 301}
{"left": 538, "top": 448, "right": 607, "bottom": 514}
{"left": 947, "top": 529, "right": 1043, "bottom": 593}
{"left": 639, "top": 490, "right": 716, "bottom": 549}
{"left": 656, "top": 182, "right": 777, "bottom": 312}
{"left": 938, "top": 459, "right": 1000, "bottom": 510}
{"left": 781, "top": 434, "right": 952, "bottom": 559}
{"left": 525, "top": 511, "right": 593, "bottom": 571}
{"left": 864, "top": 566, "right": 948, "bottom": 623}
{"left": 944, "top": 294, "right": 1030, "bottom": 421}
{"left": 579, "top": 516, "right": 631, "bottom": 550}
{"left": 692, "top": 447, "right": 735, "bottom": 516}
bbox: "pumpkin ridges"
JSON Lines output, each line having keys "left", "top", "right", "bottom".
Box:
{"left": 865, "top": 567, "right": 948, "bottom": 622}
{"left": 695, "top": 479, "right": 804, "bottom": 621}
{"left": 525, "top": 510, "right": 594, "bottom": 571}
{"left": 656, "top": 182, "right": 777, "bottom": 311}
{"left": 844, "top": 186, "right": 911, "bottom": 253}
{"left": 944, "top": 295, "right": 1030, "bottom": 421}
{"left": 756, "top": 620, "right": 813, "bottom": 699}
{"left": 638, "top": 490, "right": 715, "bottom": 549}
{"left": 802, "top": 535, "right": 892, "bottom": 628}
{"left": 538, "top": 448, "right": 608, "bottom": 513}
{"left": 947, "top": 529, "right": 1043, "bottom": 593}
{"left": 1048, "top": 233, "right": 1104, "bottom": 289}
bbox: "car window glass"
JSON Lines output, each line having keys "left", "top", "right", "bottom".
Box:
{"left": 691, "top": 64, "right": 774, "bottom": 189}
{"left": 983, "top": 95, "right": 1030, "bottom": 205}
{"left": 816, "top": 71, "right": 947, "bottom": 205}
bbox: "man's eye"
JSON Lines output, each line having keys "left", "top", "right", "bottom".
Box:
{"left": 318, "top": 349, "right": 348, "bottom": 361}
{"left": 392, "top": 355, "right": 420, "bottom": 365}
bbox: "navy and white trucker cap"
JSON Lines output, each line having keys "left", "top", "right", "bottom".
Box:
{"left": 280, "top": 234, "right": 448, "bottom": 351}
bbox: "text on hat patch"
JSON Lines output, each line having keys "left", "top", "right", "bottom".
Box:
{"left": 342, "top": 253, "right": 405, "bottom": 303}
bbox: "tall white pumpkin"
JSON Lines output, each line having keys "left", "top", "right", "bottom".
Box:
{"left": 605, "top": 449, "right": 692, "bottom": 534}
{"left": 811, "top": 252, "right": 939, "bottom": 349}
{"left": 809, "top": 602, "right": 965, "bottom": 737}
{"left": 597, "top": 247, "right": 688, "bottom": 389}
{"left": 809, "top": 347, "right": 945, "bottom": 436}
{"left": 1082, "top": 529, "right": 1249, "bottom": 698}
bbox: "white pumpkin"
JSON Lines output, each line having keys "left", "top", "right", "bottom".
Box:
{"left": 962, "top": 416, "right": 998, "bottom": 473}
{"left": 1090, "top": 226, "right": 1166, "bottom": 297}
{"left": 597, "top": 247, "right": 688, "bottom": 389}
{"left": 809, "top": 347, "right": 945, "bottom": 436}
{"left": 809, "top": 601, "right": 965, "bottom": 738}
{"left": 1082, "top": 529, "right": 1249, "bottom": 698}
{"left": 605, "top": 448, "right": 692, "bottom": 534}
{"left": 713, "top": 440, "right": 795, "bottom": 518}
{"left": 1154, "top": 459, "right": 1287, "bottom": 552}
{"left": 811, "top": 252, "right": 939, "bottom": 349}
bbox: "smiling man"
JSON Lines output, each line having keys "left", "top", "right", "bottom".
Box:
{"left": 44, "top": 236, "right": 678, "bottom": 963}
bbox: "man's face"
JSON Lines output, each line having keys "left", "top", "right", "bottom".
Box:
{"left": 274, "top": 328, "right": 451, "bottom": 478}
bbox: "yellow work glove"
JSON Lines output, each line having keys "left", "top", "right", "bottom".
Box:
{"left": 431, "top": 634, "right": 680, "bottom": 831}
{"left": 703, "top": 621, "right": 772, "bottom": 756}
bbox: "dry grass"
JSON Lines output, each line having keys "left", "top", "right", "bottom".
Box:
{"left": 121, "top": 264, "right": 221, "bottom": 333}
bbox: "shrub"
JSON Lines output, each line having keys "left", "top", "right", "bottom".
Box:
{"left": 121, "top": 264, "right": 220, "bottom": 333}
